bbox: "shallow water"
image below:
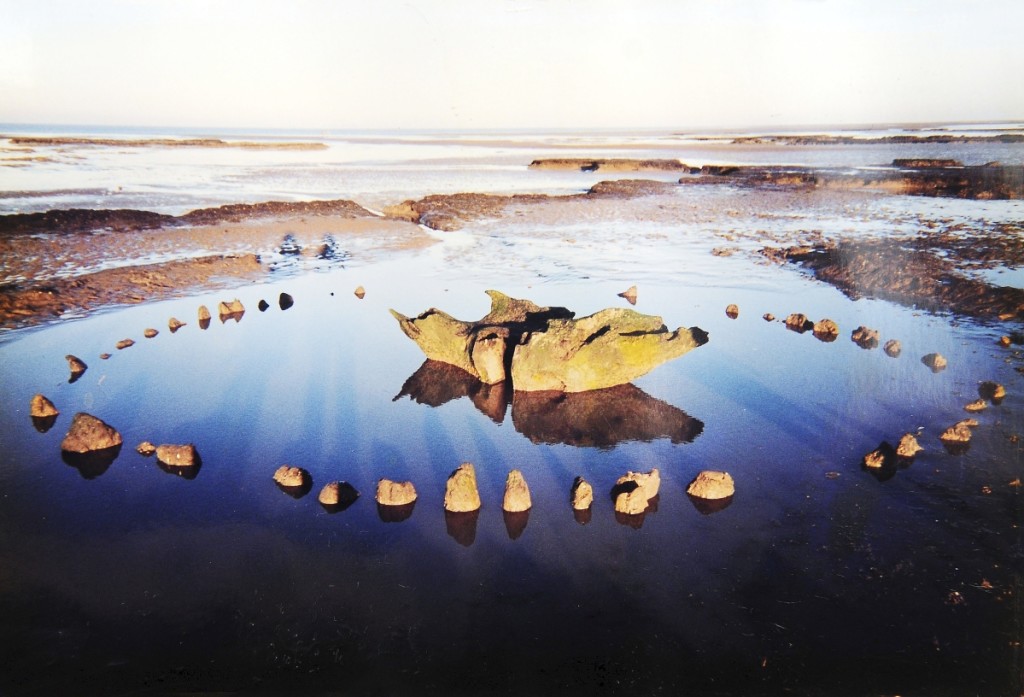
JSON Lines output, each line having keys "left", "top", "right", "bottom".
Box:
{"left": 2, "top": 218, "right": 1023, "bottom": 694}
{"left": 1, "top": 127, "right": 1024, "bottom": 695}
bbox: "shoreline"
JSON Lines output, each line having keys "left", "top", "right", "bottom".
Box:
{"left": 2, "top": 160, "right": 1023, "bottom": 333}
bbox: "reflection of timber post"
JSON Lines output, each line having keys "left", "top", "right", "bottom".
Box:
{"left": 445, "top": 509, "right": 480, "bottom": 546}
{"left": 395, "top": 361, "right": 704, "bottom": 449}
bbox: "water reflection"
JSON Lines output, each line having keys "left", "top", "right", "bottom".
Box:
{"left": 61, "top": 444, "right": 122, "bottom": 479}
{"left": 688, "top": 494, "right": 734, "bottom": 515}
{"left": 275, "top": 479, "right": 313, "bottom": 499}
{"left": 31, "top": 414, "right": 58, "bottom": 433}
{"left": 613, "top": 493, "right": 660, "bottom": 529}
{"left": 395, "top": 360, "right": 703, "bottom": 448}
{"left": 503, "top": 509, "right": 530, "bottom": 540}
{"left": 376, "top": 501, "right": 415, "bottom": 523}
{"left": 445, "top": 509, "right": 480, "bottom": 546}
{"left": 155, "top": 454, "right": 203, "bottom": 480}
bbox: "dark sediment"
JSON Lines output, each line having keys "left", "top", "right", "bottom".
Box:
{"left": 0, "top": 254, "right": 264, "bottom": 329}
{"left": 0, "top": 199, "right": 374, "bottom": 236}
{"left": 529, "top": 158, "right": 687, "bottom": 172}
{"left": 768, "top": 238, "right": 1024, "bottom": 321}
{"left": 681, "top": 162, "right": 1023, "bottom": 200}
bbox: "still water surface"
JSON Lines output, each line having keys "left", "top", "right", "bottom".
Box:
{"left": 1, "top": 232, "right": 1021, "bottom": 694}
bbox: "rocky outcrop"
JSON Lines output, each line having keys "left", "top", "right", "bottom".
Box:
{"left": 771, "top": 240, "right": 1024, "bottom": 321}
{"left": 136, "top": 441, "right": 157, "bottom": 456}
{"left": 618, "top": 285, "right": 638, "bottom": 305}
{"left": 61, "top": 412, "right": 122, "bottom": 453}
{"left": 686, "top": 470, "right": 735, "bottom": 500}
{"left": 884, "top": 339, "right": 902, "bottom": 358}
{"left": 964, "top": 399, "right": 988, "bottom": 412}
{"left": 116, "top": 338, "right": 135, "bottom": 350}
{"left": 392, "top": 291, "right": 707, "bottom": 393}
{"left": 376, "top": 478, "right": 418, "bottom": 506}
{"left": 198, "top": 305, "right": 211, "bottom": 322}
{"left": 444, "top": 463, "right": 482, "bottom": 513}
{"left": 169, "top": 317, "right": 186, "bottom": 332}
{"left": 503, "top": 470, "right": 532, "bottom": 512}
{"left": 921, "top": 353, "right": 947, "bottom": 372}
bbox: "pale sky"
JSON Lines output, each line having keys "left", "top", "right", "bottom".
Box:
{"left": 1, "top": 0, "right": 1022, "bottom": 130}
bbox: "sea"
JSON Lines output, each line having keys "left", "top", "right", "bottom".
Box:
{"left": 0, "top": 122, "right": 1022, "bottom": 695}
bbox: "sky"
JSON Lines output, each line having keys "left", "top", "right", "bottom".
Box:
{"left": 1, "top": 0, "right": 1022, "bottom": 131}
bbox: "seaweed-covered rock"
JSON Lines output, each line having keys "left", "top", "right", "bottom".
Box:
{"left": 61, "top": 413, "right": 122, "bottom": 453}
{"left": 444, "top": 463, "right": 482, "bottom": 513}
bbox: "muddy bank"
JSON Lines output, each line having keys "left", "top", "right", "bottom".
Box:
{"left": 768, "top": 235, "right": 1024, "bottom": 321}
{"left": 382, "top": 179, "right": 681, "bottom": 231}
{"left": 0, "top": 213, "right": 429, "bottom": 330}
{"left": 681, "top": 162, "right": 1024, "bottom": 200}
{"left": 529, "top": 158, "right": 687, "bottom": 172}
{"left": 5, "top": 136, "right": 327, "bottom": 150}
{"left": 0, "top": 199, "right": 375, "bottom": 236}
{"left": 0, "top": 254, "right": 265, "bottom": 326}
{"left": 692, "top": 133, "right": 1024, "bottom": 145}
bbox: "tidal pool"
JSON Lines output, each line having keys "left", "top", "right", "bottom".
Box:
{"left": 1, "top": 213, "right": 1021, "bottom": 696}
